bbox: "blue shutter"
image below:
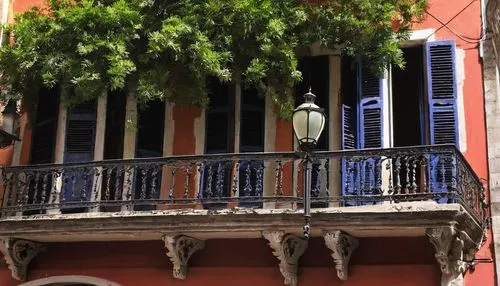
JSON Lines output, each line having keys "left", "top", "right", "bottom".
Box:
{"left": 358, "top": 63, "right": 383, "bottom": 149}
{"left": 425, "top": 41, "right": 458, "bottom": 200}
{"left": 63, "top": 100, "right": 97, "bottom": 207}
{"left": 426, "top": 41, "right": 459, "bottom": 146}
{"left": 355, "top": 63, "right": 383, "bottom": 203}
{"left": 341, "top": 104, "right": 357, "bottom": 200}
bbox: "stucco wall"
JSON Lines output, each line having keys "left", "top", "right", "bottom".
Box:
{"left": 0, "top": 238, "right": 441, "bottom": 286}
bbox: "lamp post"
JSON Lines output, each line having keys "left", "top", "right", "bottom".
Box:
{"left": 292, "top": 88, "right": 326, "bottom": 239}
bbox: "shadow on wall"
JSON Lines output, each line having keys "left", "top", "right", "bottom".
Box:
{"left": 19, "top": 275, "right": 122, "bottom": 286}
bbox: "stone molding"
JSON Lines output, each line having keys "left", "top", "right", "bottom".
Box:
{"left": 426, "top": 226, "right": 481, "bottom": 286}
{"left": 324, "top": 231, "right": 358, "bottom": 280}
{"left": 262, "top": 231, "right": 308, "bottom": 286}
{"left": 163, "top": 235, "right": 205, "bottom": 280}
{"left": 0, "top": 238, "right": 46, "bottom": 281}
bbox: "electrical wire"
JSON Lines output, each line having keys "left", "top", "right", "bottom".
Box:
{"left": 426, "top": 11, "right": 487, "bottom": 44}
{"left": 425, "top": 0, "right": 488, "bottom": 44}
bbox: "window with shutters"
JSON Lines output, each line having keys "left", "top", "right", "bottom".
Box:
{"left": 201, "top": 79, "right": 265, "bottom": 208}
{"left": 340, "top": 40, "right": 460, "bottom": 201}
{"left": 62, "top": 99, "right": 97, "bottom": 212}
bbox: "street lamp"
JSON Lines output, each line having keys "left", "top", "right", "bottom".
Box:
{"left": 0, "top": 100, "right": 18, "bottom": 148}
{"left": 292, "top": 88, "right": 326, "bottom": 239}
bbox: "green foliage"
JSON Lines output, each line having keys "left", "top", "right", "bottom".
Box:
{"left": 0, "top": 0, "right": 427, "bottom": 118}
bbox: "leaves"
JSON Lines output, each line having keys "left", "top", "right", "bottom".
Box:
{"left": 0, "top": 0, "right": 427, "bottom": 118}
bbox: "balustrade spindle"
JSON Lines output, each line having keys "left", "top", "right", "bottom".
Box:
{"left": 411, "top": 158, "right": 418, "bottom": 194}
{"left": 93, "top": 167, "right": 101, "bottom": 202}
{"left": 344, "top": 159, "right": 352, "bottom": 197}
{"left": 359, "top": 159, "right": 366, "bottom": 195}
{"left": 274, "top": 160, "right": 282, "bottom": 196}
{"left": 215, "top": 162, "right": 225, "bottom": 198}
{"left": 41, "top": 172, "right": 49, "bottom": 204}
{"left": 386, "top": 160, "right": 393, "bottom": 195}
{"left": 51, "top": 170, "right": 60, "bottom": 204}
{"left": 169, "top": 167, "right": 177, "bottom": 200}
{"left": 439, "top": 157, "right": 446, "bottom": 189}
{"left": 255, "top": 162, "right": 263, "bottom": 197}
{"left": 70, "top": 172, "right": 77, "bottom": 200}
{"left": 140, "top": 168, "right": 147, "bottom": 200}
{"left": 114, "top": 167, "right": 122, "bottom": 201}
{"left": 404, "top": 159, "right": 410, "bottom": 195}
{"left": 394, "top": 157, "right": 401, "bottom": 195}
{"left": 232, "top": 162, "right": 240, "bottom": 196}
{"left": 7, "top": 172, "right": 16, "bottom": 207}
{"left": 296, "top": 161, "right": 302, "bottom": 197}
{"left": 81, "top": 167, "right": 89, "bottom": 201}
{"left": 324, "top": 159, "right": 330, "bottom": 197}
{"left": 34, "top": 173, "right": 40, "bottom": 203}
{"left": 105, "top": 167, "right": 113, "bottom": 201}
{"left": 17, "top": 172, "right": 26, "bottom": 206}
{"left": 125, "top": 166, "right": 133, "bottom": 201}
{"left": 243, "top": 162, "right": 252, "bottom": 197}
{"left": 311, "top": 162, "right": 321, "bottom": 198}
{"left": 375, "top": 159, "right": 382, "bottom": 195}
{"left": 206, "top": 165, "right": 214, "bottom": 198}
{"left": 421, "top": 156, "right": 427, "bottom": 194}
{"left": 184, "top": 165, "right": 191, "bottom": 199}
{"left": 151, "top": 165, "right": 159, "bottom": 200}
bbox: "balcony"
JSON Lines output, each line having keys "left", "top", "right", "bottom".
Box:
{"left": 0, "top": 145, "right": 488, "bottom": 283}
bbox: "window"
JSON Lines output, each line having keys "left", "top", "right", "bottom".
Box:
{"left": 62, "top": 100, "right": 97, "bottom": 212}
{"left": 26, "top": 87, "right": 59, "bottom": 213}
{"left": 30, "top": 87, "right": 59, "bottom": 164}
{"left": 295, "top": 56, "right": 330, "bottom": 206}
{"left": 340, "top": 40, "right": 459, "bottom": 202}
{"left": 201, "top": 79, "right": 265, "bottom": 207}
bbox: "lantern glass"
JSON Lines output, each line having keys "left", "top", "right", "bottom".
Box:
{"left": 292, "top": 91, "right": 326, "bottom": 151}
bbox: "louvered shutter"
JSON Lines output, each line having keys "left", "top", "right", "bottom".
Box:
{"left": 357, "top": 63, "right": 383, "bottom": 202}
{"left": 426, "top": 41, "right": 458, "bottom": 198}
{"left": 341, "top": 104, "right": 357, "bottom": 200}
{"left": 63, "top": 100, "right": 97, "bottom": 206}
{"left": 426, "top": 41, "right": 459, "bottom": 146}
{"left": 358, "top": 64, "right": 383, "bottom": 149}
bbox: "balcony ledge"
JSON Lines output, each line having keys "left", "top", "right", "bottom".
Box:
{"left": 0, "top": 201, "right": 483, "bottom": 245}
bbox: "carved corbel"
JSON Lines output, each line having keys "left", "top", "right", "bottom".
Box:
{"left": 324, "top": 231, "right": 358, "bottom": 280}
{"left": 426, "top": 227, "right": 479, "bottom": 286}
{"left": 0, "top": 238, "right": 46, "bottom": 281}
{"left": 262, "top": 231, "right": 308, "bottom": 286}
{"left": 163, "top": 235, "right": 205, "bottom": 280}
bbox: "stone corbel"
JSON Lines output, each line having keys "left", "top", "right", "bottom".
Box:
{"left": 0, "top": 238, "right": 46, "bottom": 281}
{"left": 262, "top": 231, "right": 308, "bottom": 286}
{"left": 324, "top": 231, "right": 358, "bottom": 280}
{"left": 426, "top": 226, "right": 480, "bottom": 286}
{"left": 163, "top": 235, "right": 205, "bottom": 280}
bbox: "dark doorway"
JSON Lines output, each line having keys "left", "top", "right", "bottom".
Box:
{"left": 103, "top": 90, "right": 126, "bottom": 160}
{"left": 391, "top": 46, "right": 425, "bottom": 147}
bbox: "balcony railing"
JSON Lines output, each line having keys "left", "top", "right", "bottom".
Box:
{"left": 0, "top": 145, "right": 487, "bottom": 225}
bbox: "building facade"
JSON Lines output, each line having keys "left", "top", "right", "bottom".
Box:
{"left": 0, "top": 0, "right": 495, "bottom": 285}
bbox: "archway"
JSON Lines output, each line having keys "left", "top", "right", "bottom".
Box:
{"left": 19, "top": 275, "right": 122, "bottom": 286}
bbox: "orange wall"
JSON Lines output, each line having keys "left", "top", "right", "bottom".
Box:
{"left": 5, "top": 0, "right": 495, "bottom": 285}
{"left": 0, "top": 237, "right": 442, "bottom": 286}
{"left": 414, "top": 1, "right": 494, "bottom": 285}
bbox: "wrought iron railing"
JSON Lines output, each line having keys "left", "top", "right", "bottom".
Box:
{"left": 0, "top": 145, "right": 487, "bottom": 225}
